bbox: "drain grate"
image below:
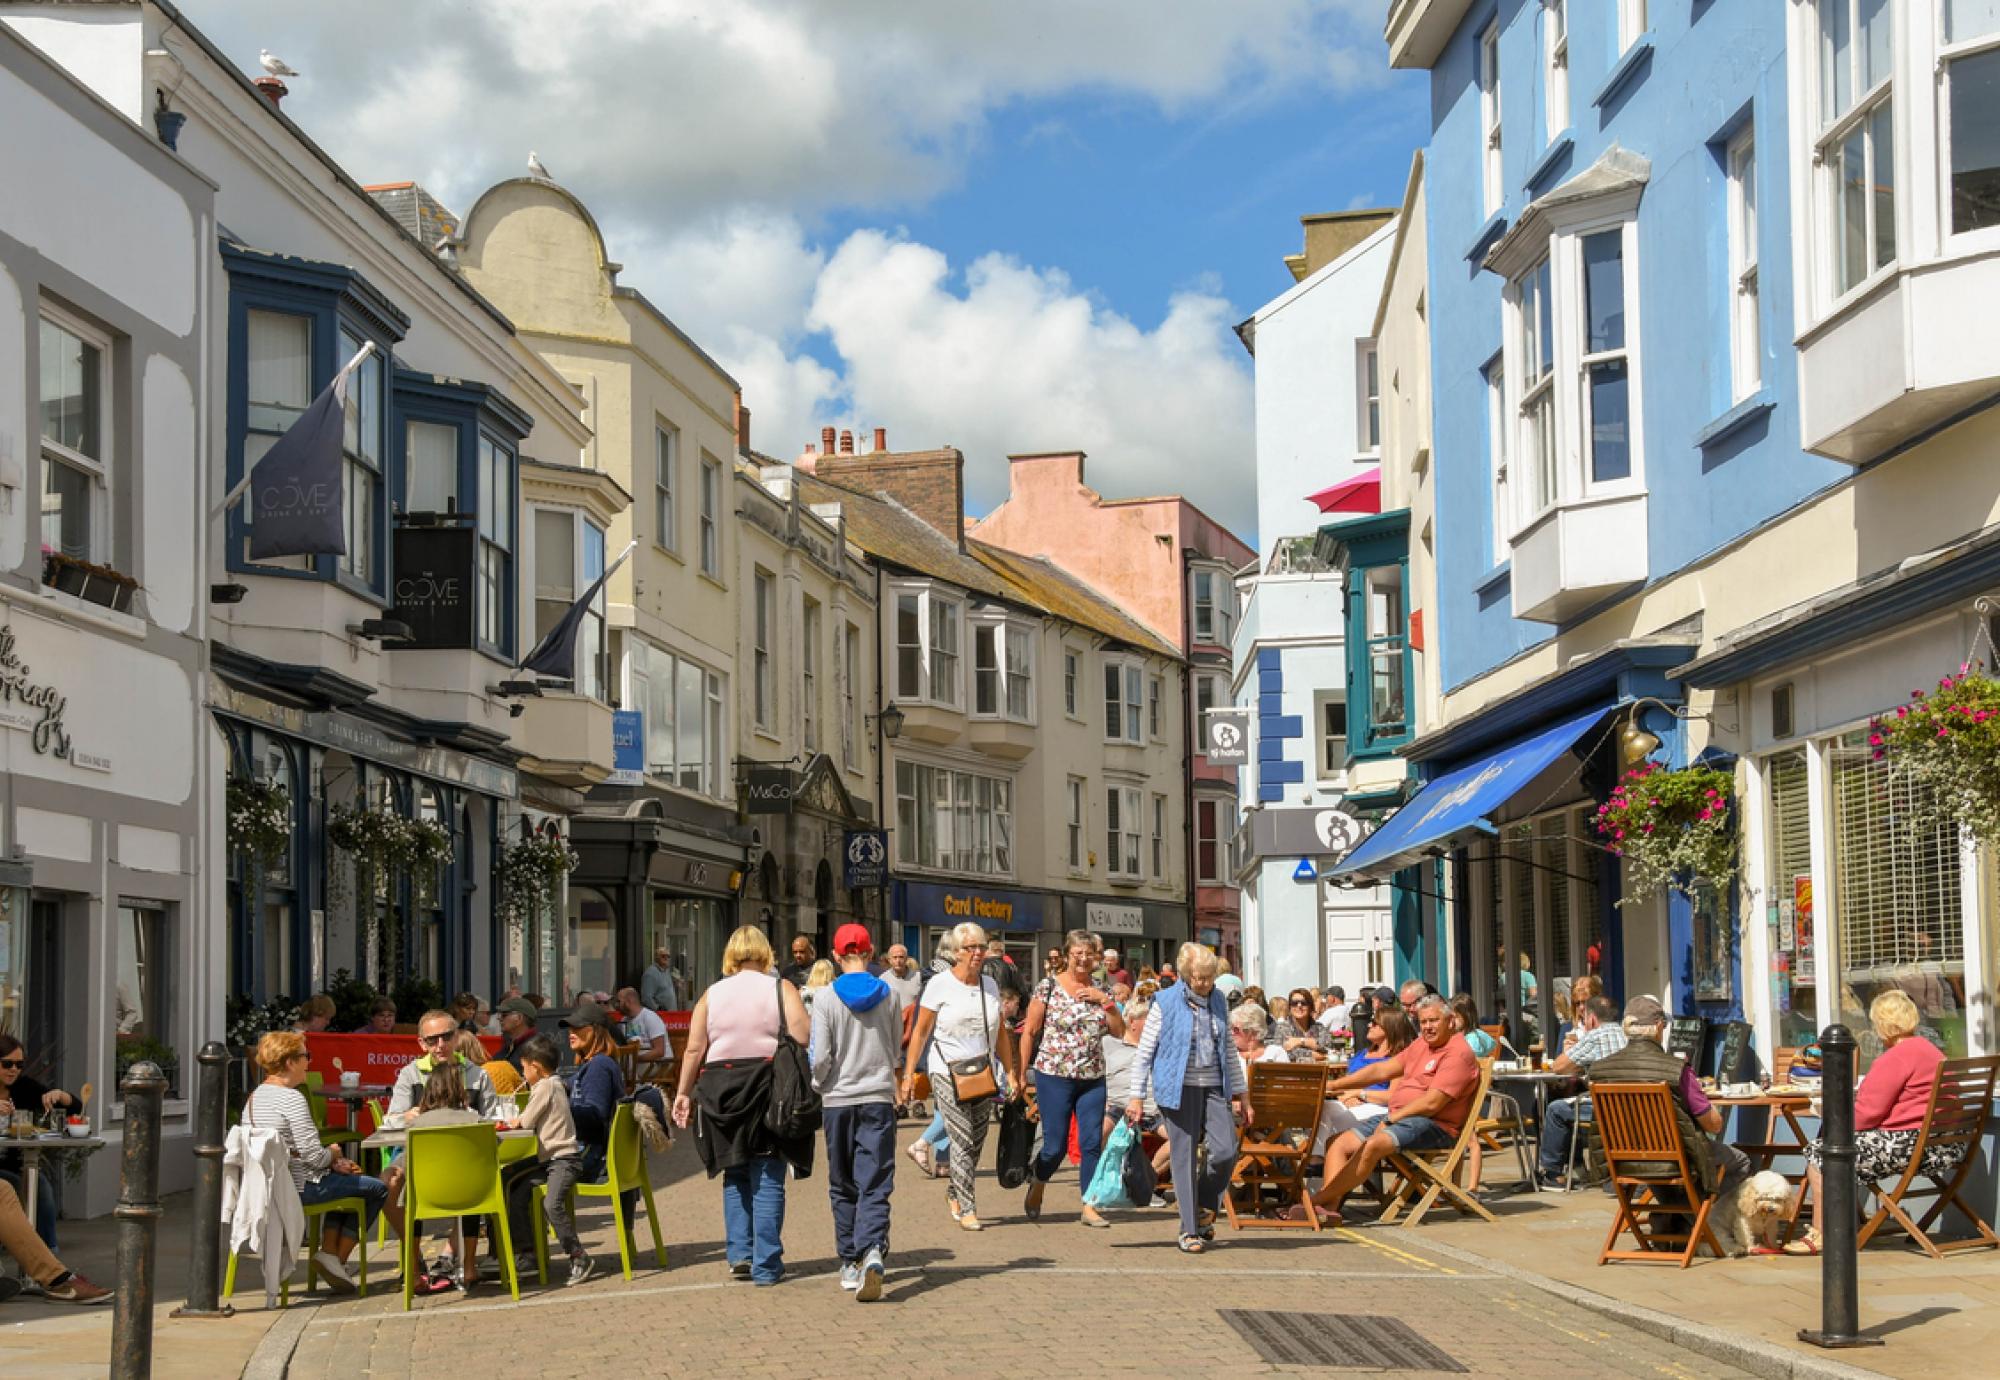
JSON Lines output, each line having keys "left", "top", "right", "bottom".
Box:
{"left": 1219, "top": 1309, "right": 1468, "bottom": 1372}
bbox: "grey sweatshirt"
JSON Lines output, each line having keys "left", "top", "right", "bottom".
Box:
{"left": 808, "top": 971, "right": 903, "bottom": 1107}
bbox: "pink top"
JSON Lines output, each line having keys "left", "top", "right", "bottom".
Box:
{"left": 1855, "top": 1036, "right": 1943, "bottom": 1132}
{"left": 703, "top": 970, "right": 782, "bottom": 1062}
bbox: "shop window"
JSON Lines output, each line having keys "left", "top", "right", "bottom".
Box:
{"left": 114, "top": 903, "right": 175, "bottom": 1096}
{"left": 1765, "top": 748, "right": 1818, "bottom": 1050}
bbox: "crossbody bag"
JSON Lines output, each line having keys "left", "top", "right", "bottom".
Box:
{"left": 946, "top": 974, "right": 1000, "bottom": 1104}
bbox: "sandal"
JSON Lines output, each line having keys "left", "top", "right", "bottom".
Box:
{"left": 1282, "top": 1204, "right": 1341, "bottom": 1227}
{"left": 1781, "top": 1228, "right": 1822, "bottom": 1257}
{"left": 1177, "top": 1233, "right": 1207, "bottom": 1254}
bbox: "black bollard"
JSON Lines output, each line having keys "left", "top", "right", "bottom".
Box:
{"left": 111, "top": 1060, "right": 166, "bottom": 1380}
{"left": 171, "top": 1042, "right": 232, "bottom": 1318}
{"left": 1798, "top": 1025, "right": 1883, "bottom": 1350}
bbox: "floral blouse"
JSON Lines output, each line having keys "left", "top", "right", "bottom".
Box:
{"left": 1031, "top": 977, "right": 1112, "bottom": 1080}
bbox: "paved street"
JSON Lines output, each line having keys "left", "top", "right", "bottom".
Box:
{"left": 275, "top": 1120, "right": 1750, "bottom": 1380}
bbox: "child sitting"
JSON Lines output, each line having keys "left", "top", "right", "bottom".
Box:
{"left": 502, "top": 1034, "right": 594, "bottom": 1286}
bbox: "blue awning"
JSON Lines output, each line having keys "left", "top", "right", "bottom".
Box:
{"left": 1328, "top": 707, "right": 1614, "bottom": 883}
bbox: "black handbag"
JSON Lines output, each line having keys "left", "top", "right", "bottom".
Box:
{"left": 994, "top": 1097, "right": 1033, "bottom": 1189}
{"left": 1121, "top": 1126, "right": 1158, "bottom": 1207}
{"left": 765, "top": 976, "right": 822, "bottom": 1141}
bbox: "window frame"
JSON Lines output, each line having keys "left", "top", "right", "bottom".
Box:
{"left": 1106, "top": 784, "right": 1143, "bottom": 881}
{"left": 475, "top": 430, "right": 515, "bottom": 654}
{"left": 802, "top": 598, "right": 821, "bottom": 752}
{"left": 1544, "top": 0, "right": 1570, "bottom": 143}
{"left": 1189, "top": 562, "right": 1235, "bottom": 647}
{"left": 841, "top": 619, "right": 861, "bottom": 771}
{"left": 1195, "top": 796, "right": 1239, "bottom": 886}
{"left": 753, "top": 568, "right": 777, "bottom": 733}
{"left": 971, "top": 613, "right": 1037, "bottom": 724}
{"left": 888, "top": 583, "right": 965, "bottom": 710}
{"left": 1807, "top": 0, "right": 1899, "bottom": 314}
{"left": 1150, "top": 792, "right": 1168, "bottom": 879}
{"left": 37, "top": 303, "right": 114, "bottom": 572}
{"left": 1103, "top": 654, "right": 1146, "bottom": 745}
{"left": 1480, "top": 20, "right": 1504, "bottom": 218}
{"left": 893, "top": 758, "right": 1015, "bottom": 878}
{"left": 1938, "top": 1, "right": 2000, "bottom": 250}
{"left": 1618, "top": 0, "right": 1649, "bottom": 53}
{"left": 1356, "top": 338, "right": 1382, "bottom": 455}
{"left": 699, "top": 452, "right": 722, "bottom": 579}
{"left": 1063, "top": 648, "right": 1082, "bottom": 719}
{"left": 1313, "top": 689, "right": 1349, "bottom": 780}
{"left": 654, "top": 421, "right": 679, "bottom": 555}
{"left": 532, "top": 505, "right": 609, "bottom": 700}
{"left": 1727, "top": 124, "right": 1764, "bottom": 401}
{"left": 1066, "top": 775, "right": 1087, "bottom": 870}
{"left": 1484, "top": 353, "right": 1511, "bottom": 564}
{"left": 629, "top": 637, "right": 728, "bottom": 799}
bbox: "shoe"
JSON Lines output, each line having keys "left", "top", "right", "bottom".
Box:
{"left": 1147, "top": 1193, "right": 1170, "bottom": 1209}
{"left": 1536, "top": 1170, "right": 1569, "bottom": 1192}
{"left": 0, "top": 1277, "right": 22, "bottom": 1305}
{"left": 566, "top": 1252, "right": 595, "bottom": 1287}
{"left": 45, "top": 1274, "right": 111, "bottom": 1305}
{"left": 946, "top": 1193, "right": 964, "bottom": 1222}
{"left": 729, "top": 1260, "right": 751, "bottom": 1280}
{"left": 312, "top": 1251, "right": 357, "bottom": 1293}
{"left": 840, "top": 1260, "right": 863, "bottom": 1291}
{"left": 512, "top": 1252, "right": 538, "bottom": 1280}
{"left": 1782, "top": 1227, "right": 1822, "bottom": 1257}
{"left": 857, "top": 1247, "right": 883, "bottom": 1303}
{"left": 907, "top": 1140, "right": 933, "bottom": 1179}
{"left": 1024, "top": 1181, "right": 1045, "bottom": 1221}
{"left": 1079, "top": 1208, "right": 1110, "bottom": 1229}
{"left": 958, "top": 1213, "right": 985, "bottom": 1232}
{"left": 476, "top": 1257, "right": 501, "bottom": 1281}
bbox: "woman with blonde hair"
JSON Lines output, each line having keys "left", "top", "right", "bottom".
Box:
{"left": 802, "top": 958, "right": 837, "bottom": 1008}
{"left": 452, "top": 1028, "right": 521, "bottom": 1096}
{"left": 901, "top": 922, "right": 1025, "bottom": 1230}
{"left": 673, "top": 926, "right": 812, "bottom": 1284}
{"left": 1785, "top": 990, "right": 1958, "bottom": 1255}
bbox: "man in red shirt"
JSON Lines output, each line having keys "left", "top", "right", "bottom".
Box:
{"left": 1306, "top": 994, "right": 1479, "bottom": 1223}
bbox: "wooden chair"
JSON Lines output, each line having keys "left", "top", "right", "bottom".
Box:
{"left": 1378, "top": 1058, "right": 1499, "bottom": 1228}
{"left": 613, "top": 1040, "right": 641, "bottom": 1086}
{"left": 1856, "top": 1054, "right": 2000, "bottom": 1259}
{"left": 1224, "top": 1062, "right": 1329, "bottom": 1231}
{"left": 1592, "top": 1082, "right": 1725, "bottom": 1267}
{"left": 1737, "top": 1046, "right": 1808, "bottom": 1174}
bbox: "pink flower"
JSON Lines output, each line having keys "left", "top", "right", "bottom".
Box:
{"left": 1868, "top": 733, "right": 1884, "bottom": 746}
{"left": 1613, "top": 829, "right": 1626, "bottom": 841}
{"left": 1897, "top": 706, "right": 1910, "bottom": 719}
{"left": 1940, "top": 727, "right": 1951, "bottom": 738}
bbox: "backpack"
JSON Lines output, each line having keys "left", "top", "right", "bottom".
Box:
{"left": 765, "top": 976, "right": 823, "bottom": 1141}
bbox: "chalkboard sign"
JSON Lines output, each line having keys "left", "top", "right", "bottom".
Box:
{"left": 1667, "top": 1016, "right": 1705, "bottom": 1065}
{"left": 1715, "top": 1020, "right": 1753, "bottom": 1082}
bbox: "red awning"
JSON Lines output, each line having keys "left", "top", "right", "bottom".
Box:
{"left": 1307, "top": 467, "right": 1381, "bottom": 515}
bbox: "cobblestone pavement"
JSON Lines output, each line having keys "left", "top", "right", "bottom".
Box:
{"left": 274, "top": 1122, "right": 1754, "bottom": 1380}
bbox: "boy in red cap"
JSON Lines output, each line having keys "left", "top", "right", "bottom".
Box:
{"left": 811, "top": 923, "right": 902, "bottom": 1301}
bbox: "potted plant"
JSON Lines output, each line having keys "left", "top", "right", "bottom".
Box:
{"left": 496, "top": 833, "right": 578, "bottom": 937}
{"left": 1591, "top": 760, "right": 1738, "bottom": 905}
{"left": 114, "top": 1035, "right": 181, "bottom": 1098}
{"left": 1870, "top": 664, "right": 2000, "bottom": 844}
{"left": 41, "top": 551, "right": 141, "bottom": 612}
{"left": 226, "top": 776, "right": 293, "bottom": 866}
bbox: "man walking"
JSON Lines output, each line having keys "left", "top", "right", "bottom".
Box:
{"left": 781, "top": 935, "right": 817, "bottom": 988}
{"left": 880, "top": 943, "right": 923, "bottom": 1009}
{"left": 809, "top": 923, "right": 902, "bottom": 1302}
{"left": 640, "top": 947, "right": 681, "bottom": 1013}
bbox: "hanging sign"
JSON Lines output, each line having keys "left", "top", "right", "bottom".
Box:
{"left": 1204, "top": 708, "right": 1251, "bottom": 765}
{"left": 843, "top": 829, "right": 888, "bottom": 889}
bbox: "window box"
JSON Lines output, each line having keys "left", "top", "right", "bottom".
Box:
{"left": 41, "top": 551, "right": 139, "bottom": 613}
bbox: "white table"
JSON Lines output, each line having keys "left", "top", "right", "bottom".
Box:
{"left": 1, "top": 1132, "right": 107, "bottom": 1231}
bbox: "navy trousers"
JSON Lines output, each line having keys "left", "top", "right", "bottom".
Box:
{"left": 823, "top": 1102, "right": 897, "bottom": 1262}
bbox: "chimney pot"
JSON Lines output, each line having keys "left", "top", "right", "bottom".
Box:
{"left": 821, "top": 425, "right": 836, "bottom": 454}
{"left": 252, "top": 76, "right": 288, "bottom": 110}
{"left": 839, "top": 430, "right": 855, "bottom": 454}
{"left": 873, "top": 427, "right": 887, "bottom": 452}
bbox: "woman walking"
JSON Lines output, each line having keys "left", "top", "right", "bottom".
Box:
{"left": 673, "top": 928, "right": 813, "bottom": 1285}
{"left": 900, "top": 922, "right": 1024, "bottom": 1231}
{"left": 1126, "top": 943, "right": 1251, "bottom": 1254}
{"left": 1021, "top": 931, "right": 1125, "bottom": 1228}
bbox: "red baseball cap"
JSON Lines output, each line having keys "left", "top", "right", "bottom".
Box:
{"left": 832, "top": 923, "right": 874, "bottom": 956}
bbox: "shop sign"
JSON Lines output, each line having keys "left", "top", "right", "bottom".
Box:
{"left": 212, "top": 682, "right": 516, "bottom": 797}
{"left": 900, "top": 880, "right": 1046, "bottom": 932}
{"left": 1204, "top": 708, "right": 1251, "bottom": 765}
{"left": 609, "top": 709, "right": 644, "bottom": 785}
{"left": 843, "top": 829, "right": 888, "bottom": 889}
{"left": 1248, "top": 806, "right": 1367, "bottom": 861}
{"left": 744, "top": 765, "right": 796, "bottom": 814}
{"left": 0, "top": 623, "right": 85, "bottom": 765}
{"left": 1084, "top": 901, "right": 1144, "bottom": 935}
{"left": 390, "top": 525, "right": 475, "bottom": 649}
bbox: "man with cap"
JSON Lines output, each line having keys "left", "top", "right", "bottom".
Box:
{"left": 809, "top": 923, "right": 902, "bottom": 1302}
{"left": 494, "top": 996, "right": 540, "bottom": 1071}
{"left": 1584, "top": 995, "right": 1750, "bottom": 1203}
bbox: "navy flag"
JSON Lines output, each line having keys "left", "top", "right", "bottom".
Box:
{"left": 239, "top": 342, "right": 376, "bottom": 561}
{"left": 517, "top": 541, "right": 636, "bottom": 680}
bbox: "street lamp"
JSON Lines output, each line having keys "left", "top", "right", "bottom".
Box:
{"left": 872, "top": 702, "right": 906, "bottom": 740}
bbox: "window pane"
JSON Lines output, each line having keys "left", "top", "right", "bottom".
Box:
{"left": 1365, "top": 568, "right": 1402, "bottom": 640}
{"left": 1765, "top": 750, "right": 1818, "bottom": 1051}
{"left": 1834, "top": 123, "right": 1868, "bottom": 294}
{"left": 1531, "top": 260, "right": 1554, "bottom": 381}
{"left": 406, "top": 421, "right": 458, "bottom": 514}
{"left": 1859, "top": 0, "right": 1890, "bottom": 91}
{"left": 40, "top": 319, "right": 102, "bottom": 459}
{"left": 1582, "top": 231, "right": 1625, "bottom": 353}
{"left": 677, "top": 659, "right": 705, "bottom": 792}
{"left": 1947, "top": 0, "right": 2000, "bottom": 41}
{"left": 897, "top": 594, "right": 922, "bottom": 698}
{"left": 482, "top": 438, "right": 512, "bottom": 546}
{"left": 1587, "top": 359, "right": 1631, "bottom": 482}
{"left": 1104, "top": 663, "right": 1121, "bottom": 737}
{"left": 1870, "top": 102, "right": 1896, "bottom": 270}
{"left": 245, "top": 311, "right": 310, "bottom": 434}
{"left": 974, "top": 625, "right": 998, "bottom": 714}
{"left": 114, "top": 905, "right": 165, "bottom": 1047}
{"left": 1819, "top": 0, "right": 1852, "bottom": 124}
{"left": 1369, "top": 647, "right": 1407, "bottom": 736}
{"left": 535, "top": 510, "right": 573, "bottom": 599}
{"left": 647, "top": 654, "right": 676, "bottom": 775}
{"left": 42, "top": 455, "right": 93, "bottom": 559}
{"left": 1950, "top": 48, "right": 2000, "bottom": 235}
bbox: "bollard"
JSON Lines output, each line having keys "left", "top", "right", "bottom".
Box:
{"left": 110, "top": 1060, "right": 166, "bottom": 1380}
{"left": 1798, "top": 1025, "right": 1884, "bottom": 1351}
{"left": 171, "top": 1042, "right": 232, "bottom": 1318}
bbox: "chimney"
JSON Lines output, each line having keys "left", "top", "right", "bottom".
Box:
{"left": 735, "top": 400, "right": 752, "bottom": 454}
{"left": 252, "top": 77, "right": 288, "bottom": 111}
{"left": 873, "top": 427, "right": 887, "bottom": 452}
{"left": 821, "top": 425, "right": 836, "bottom": 454}
{"left": 839, "top": 429, "right": 855, "bottom": 454}
{"left": 812, "top": 446, "right": 968, "bottom": 550}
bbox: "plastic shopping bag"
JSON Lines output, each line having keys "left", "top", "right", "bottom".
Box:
{"left": 1082, "top": 1117, "right": 1138, "bottom": 1211}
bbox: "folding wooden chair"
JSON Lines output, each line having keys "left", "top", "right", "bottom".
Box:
{"left": 1379, "top": 1057, "right": 1498, "bottom": 1228}
{"left": 1224, "top": 1062, "right": 1329, "bottom": 1231}
{"left": 1592, "top": 1082, "right": 1725, "bottom": 1267}
{"left": 613, "top": 1040, "right": 641, "bottom": 1086}
{"left": 1857, "top": 1054, "right": 2000, "bottom": 1259}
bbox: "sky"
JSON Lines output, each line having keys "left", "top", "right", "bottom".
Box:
{"left": 184, "top": 0, "right": 1428, "bottom": 543}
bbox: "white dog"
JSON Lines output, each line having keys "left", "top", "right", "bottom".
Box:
{"left": 1711, "top": 1170, "right": 1795, "bottom": 1256}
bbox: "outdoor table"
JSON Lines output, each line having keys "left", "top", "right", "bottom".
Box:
{"left": 0, "top": 1132, "right": 107, "bottom": 1232}
{"left": 1489, "top": 1067, "right": 1575, "bottom": 1127}
{"left": 359, "top": 1123, "right": 537, "bottom": 1152}
{"left": 318, "top": 1084, "right": 394, "bottom": 1144}
{"left": 1713, "top": 1090, "right": 1817, "bottom": 1239}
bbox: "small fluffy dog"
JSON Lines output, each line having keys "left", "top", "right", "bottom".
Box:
{"left": 1711, "top": 1170, "right": 1794, "bottom": 1256}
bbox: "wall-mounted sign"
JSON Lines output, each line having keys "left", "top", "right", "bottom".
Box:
{"left": 843, "top": 829, "right": 888, "bottom": 889}
{"left": 0, "top": 624, "right": 76, "bottom": 763}
{"left": 898, "top": 880, "right": 1049, "bottom": 932}
{"left": 1204, "top": 708, "right": 1251, "bottom": 765}
{"left": 1293, "top": 858, "right": 1318, "bottom": 882}
{"left": 1085, "top": 901, "right": 1144, "bottom": 935}
{"left": 390, "top": 525, "right": 476, "bottom": 649}
{"left": 212, "top": 682, "right": 516, "bottom": 798}
{"left": 609, "top": 709, "right": 644, "bottom": 785}
{"left": 1247, "top": 806, "right": 1368, "bottom": 861}
{"left": 744, "top": 765, "right": 797, "bottom": 815}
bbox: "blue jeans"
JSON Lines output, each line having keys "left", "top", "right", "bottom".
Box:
{"left": 823, "top": 1103, "right": 896, "bottom": 1262}
{"left": 0, "top": 1168, "right": 59, "bottom": 1252}
{"left": 921, "top": 1109, "right": 949, "bottom": 1150}
{"left": 301, "top": 1170, "right": 388, "bottom": 1240}
{"left": 1539, "top": 1096, "right": 1581, "bottom": 1175}
{"left": 722, "top": 1155, "right": 787, "bottom": 1284}
{"left": 1032, "top": 1074, "right": 1106, "bottom": 1191}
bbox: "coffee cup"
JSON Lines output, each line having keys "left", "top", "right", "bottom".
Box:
{"left": 65, "top": 1119, "right": 90, "bottom": 1139}
{"left": 339, "top": 1070, "right": 361, "bottom": 1088}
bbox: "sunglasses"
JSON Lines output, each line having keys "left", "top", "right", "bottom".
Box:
{"left": 1291, "top": 1000, "right": 1312, "bottom": 1008}
{"left": 0, "top": 1058, "right": 24, "bottom": 1069}
{"left": 419, "top": 1031, "right": 455, "bottom": 1045}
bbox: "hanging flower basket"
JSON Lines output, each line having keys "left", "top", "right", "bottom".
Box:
{"left": 1870, "top": 665, "right": 2000, "bottom": 844}
{"left": 497, "top": 833, "right": 577, "bottom": 936}
{"left": 1592, "top": 761, "right": 1738, "bottom": 905}
{"left": 227, "top": 776, "right": 292, "bottom": 865}
{"left": 327, "top": 804, "right": 456, "bottom": 965}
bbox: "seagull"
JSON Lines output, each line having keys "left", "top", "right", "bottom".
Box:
{"left": 259, "top": 49, "right": 300, "bottom": 78}
{"left": 527, "top": 150, "right": 552, "bottom": 179}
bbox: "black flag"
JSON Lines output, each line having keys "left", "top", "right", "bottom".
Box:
{"left": 245, "top": 342, "right": 375, "bottom": 560}
{"left": 517, "top": 541, "right": 634, "bottom": 680}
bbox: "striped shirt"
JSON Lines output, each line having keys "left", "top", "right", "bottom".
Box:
{"left": 1130, "top": 985, "right": 1228, "bottom": 1099}
{"left": 244, "top": 1083, "right": 334, "bottom": 1192}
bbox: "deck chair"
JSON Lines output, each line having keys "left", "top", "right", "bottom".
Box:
{"left": 1857, "top": 1054, "right": 2000, "bottom": 1259}
{"left": 1224, "top": 1062, "right": 1329, "bottom": 1231}
{"left": 1379, "top": 1057, "right": 1498, "bottom": 1228}
{"left": 1592, "top": 1082, "right": 1725, "bottom": 1267}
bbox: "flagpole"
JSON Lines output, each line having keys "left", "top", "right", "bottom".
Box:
{"left": 209, "top": 340, "right": 378, "bottom": 522}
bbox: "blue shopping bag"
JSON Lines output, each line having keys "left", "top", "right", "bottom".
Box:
{"left": 1083, "top": 1118, "right": 1138, "bottom": 1211}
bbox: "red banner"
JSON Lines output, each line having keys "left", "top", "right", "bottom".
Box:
{"left": 303, "top": 1032, "right": 499, "bottom": 1084}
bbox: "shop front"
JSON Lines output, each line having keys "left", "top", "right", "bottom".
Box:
{"left": 738, "top": 755, "right": 881, "bottom": 958}
{"left": 895, "top": 879, "right": 1057, "bottom": 970}
{"left": 1061, "top": 895, "right": 1190, "bottom": 976}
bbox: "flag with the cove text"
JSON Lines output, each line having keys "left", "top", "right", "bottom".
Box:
{"left": 248, "top": 380, "right": 347, "bottom": 560}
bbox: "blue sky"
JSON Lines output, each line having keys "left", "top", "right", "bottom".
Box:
{"left": 186, "top": 1, "right": 1429, "bottom": 541}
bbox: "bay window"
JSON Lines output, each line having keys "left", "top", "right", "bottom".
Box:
{"left": 534, "top": 508, "right": 606, "bottom": 699}
{"left": 894, "top": 760, "right": 1013, "bottom": 876}
{"left": 242, "top": 309, "right": 313, "bottom": 571}
{"left": 38, "top": 309, "right": 110, "bottom": 569}
{"left": 1944, "top": 2, "right": 2000, "bottom": 238}
{"left": 1103, "top": 656, "right": 1144, "bottom": 744}
{"left": 477, "top": 435, "right": 513, "bottom": 649}
{"left": 973, "top": 617, "right": 1035, "bottom": 722}
{"left": 891, "top": 585, "right": 964, "bottom": 707}
{"left": 1814, "top": 0, "right": 1896, "bottom": 303}
{"left": 1191, "top": 566, "right": 1234, "bottom": 645}
{"left": 405, "top": 420, "right": 457, "bottom": 514}
{"left": 632, "top": 639, "right": 727, "bottom": 797}
{"left": 929, "top": 595, "right": 960, "bottom": 703}
{"left": 1363, "top": 567, "right": 1408, "bottom": 742}
{"left": 1517, "top": 257, "right": 1556, "bottom": 519}
{"left": 1106, "top": 785, "right": 1142, "bottom": 880}
{"left": 1579, "top": 230, "right": 1632, "bottom": 483}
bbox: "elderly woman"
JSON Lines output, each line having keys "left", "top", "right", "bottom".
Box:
{"left": 0, "top": 1034, "right": 77, "bottom": 1248}
{"left": 905, "top": 929, "right": 961, "bottom": 1179}
{"left": 244, "top": 1030, "right": 388, "bottom": 1292}
{"left": 1021, "top": 930, "right": 1125, "bottom": 1228}
{"left": 900, "top": 922, "right": 1024, "bottom": 1232}
{"left": 1229, "top": 1003, "right": 1290, "bottom": 1084}
{"left": 1785, "top": 991, "right": 1959, "bottom": 1256}
{"left": 1126, "top": 943, "right": 1251, "bottom": 1254}
{"left": 673, "top": 926, "right": 812, "bottom": 1286}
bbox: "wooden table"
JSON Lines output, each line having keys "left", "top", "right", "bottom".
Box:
{"left": 1714, "top": 1091, "right": 1816, "bottom": 1239}
{"left": 0, "top": 1133, "right": 107, "bottom": 1231}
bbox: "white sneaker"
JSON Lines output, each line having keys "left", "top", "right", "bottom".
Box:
{"left": 839, "top": 1260, "right": 862, "bottom": 1291}
{"left": 857, "top": 1247, "right": 883, "bottom": 1303}
{"left": 313, "top": 1251, "right": 356, "bottom": 1293}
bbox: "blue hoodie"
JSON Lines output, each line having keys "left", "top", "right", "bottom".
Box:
{"left": 808, "top": 970, "right": 902, "bottom": 1106}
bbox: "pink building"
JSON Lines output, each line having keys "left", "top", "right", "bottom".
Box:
{"left": 972, "top": 451, "right": 1255, "bottom": 965}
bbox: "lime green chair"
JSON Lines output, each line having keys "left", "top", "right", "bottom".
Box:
{"left": 401, "top": 1121, "right": 518, "bottom": 1310}
{"left": 302, "top": 1073, "right": 355, "bottom": 1152}
{"left": 225, "top": 1196, "right": 371, "bottom": 1304}
{"left": 366, "top": 1098, "right": 395, "bottom": 1251}
{"left": 531, "top": 1104, "right": 665, "bottom": 1282}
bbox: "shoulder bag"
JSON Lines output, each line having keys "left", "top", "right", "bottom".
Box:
{"left": 946, "top": 974, "right": 1000, "bottom": 1105}
{"left": 765, "top": 975, "right": 823, "bottom": 1140}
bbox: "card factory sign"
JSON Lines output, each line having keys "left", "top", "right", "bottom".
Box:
{"left": 0, "top": 623, "right": 105, "bottom": 770}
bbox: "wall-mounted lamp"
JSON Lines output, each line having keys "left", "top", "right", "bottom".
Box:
{"left": 868, "top": 703, "right": 906, "bottom": 741}
{"left": 1617, "top": 696, "right": 1715, "bottom": 773}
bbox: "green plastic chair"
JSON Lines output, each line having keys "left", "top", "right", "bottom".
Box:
{"left": 401, "top": 1121, "right": 518, "bottom": 1310}
{"left": 225, "top": 1196, "right": 371, "bottom": 1304}
{"left": 531, "top": 1103, "right": 665, "bottom": 1282}
{"left": 302, "top": 1073, "right": 355, "bottom": 1151}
